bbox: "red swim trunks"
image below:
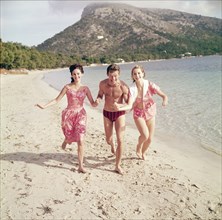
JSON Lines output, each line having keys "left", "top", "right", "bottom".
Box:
{"left": 103, "top": 109, "right": 125, "bottom": 122}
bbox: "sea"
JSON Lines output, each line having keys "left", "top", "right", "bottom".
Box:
{"left": 43, "top": 55, "right": 222, "bottom": 156}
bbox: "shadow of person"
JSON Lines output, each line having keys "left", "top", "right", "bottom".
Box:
{"left": 0, "top": 151, "right": 117, "bottom": 172}
{"left": 84, "top": 155, "right": 115, "bottom": 169}
{"left": 0, "top": 151, "right": 77, "bottom": 171}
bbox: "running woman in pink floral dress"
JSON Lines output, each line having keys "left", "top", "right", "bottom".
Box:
{"left": 114, "top": 65, "right": 168, "bottom": 160}
{"left": 36, "top": 64, "right": 96, "bottom": 173}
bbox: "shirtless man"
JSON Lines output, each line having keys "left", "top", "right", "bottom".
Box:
{"left": 95, "top": 64, "right": 132, "bottom": 174}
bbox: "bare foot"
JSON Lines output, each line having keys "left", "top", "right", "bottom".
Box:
{"left": 136, "top": 145, "right": 142, "bottom": 159}
{"left": 111, "top": 146, "right": 116, "bottom": 155}
{"left": 78, "top": 167, "right": 87, "bottom": 173}
{"left": 61, "top": 141, "right": 67, "bottom": 150}
{"left": 114, "top": 167, "right": 123, "bottom": 175}
{"left": 142, "top": 154, "right": 147, "bottom": 160}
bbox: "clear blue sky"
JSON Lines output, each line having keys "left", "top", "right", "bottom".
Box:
{"left": 1, "top": 0, "right": 221, "bottom": 47}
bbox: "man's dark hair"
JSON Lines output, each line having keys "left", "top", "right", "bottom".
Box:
{"left": 107, "top": 64, "right": 120, "bottom": 75}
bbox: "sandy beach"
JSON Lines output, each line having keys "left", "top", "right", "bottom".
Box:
{"left": 1, "top": 70, "right": 221, "bottom": 219}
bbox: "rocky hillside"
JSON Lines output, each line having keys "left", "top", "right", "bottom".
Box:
{"left": 36, "top": 3, "right": 222, "bottom": 59}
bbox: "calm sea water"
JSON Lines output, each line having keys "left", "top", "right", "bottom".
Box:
{"left": 43, "top": 55, "right": 221, "bottom": 155}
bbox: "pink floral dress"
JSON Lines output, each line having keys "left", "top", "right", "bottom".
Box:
{"left": 61, "top": 85, "right": 89, "bottom": 143}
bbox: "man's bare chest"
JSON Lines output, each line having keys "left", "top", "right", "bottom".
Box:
{"left": 104, "top": 85, "right": 123, "bottom": 99}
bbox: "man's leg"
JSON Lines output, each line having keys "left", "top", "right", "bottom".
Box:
{"left": 114, "top": 115, "right": 126, "bottom": 174}
{"left": 103, "top": 116, "right": 115, "bottom": 154}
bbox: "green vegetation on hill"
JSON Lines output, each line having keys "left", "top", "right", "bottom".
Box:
{"left": 0, "top": 39, "right": 85, "bottom": 70}
{"left": 1, "top": 37, "right": 221, "bottom": 70}
{"left": 1, "top": 39, "right": 134, "bottom": 69}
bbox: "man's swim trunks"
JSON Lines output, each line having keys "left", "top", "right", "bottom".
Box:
{"left": 103, "top": 109, "right": 125, "bottom": 122}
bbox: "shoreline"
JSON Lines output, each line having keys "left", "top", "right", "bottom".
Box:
{"left": 1, "top": 70, "right": 221, "bottom": 219}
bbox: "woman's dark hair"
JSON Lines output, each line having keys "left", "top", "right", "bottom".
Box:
{"left": 69, "top": 64, "right": 84, "bottom": 83}
{"left": 106, "top": 63, "right": 120, "bottom": 75}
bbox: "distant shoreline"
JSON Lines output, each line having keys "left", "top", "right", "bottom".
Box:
{"left": 1, "top": 54, "right": 220, "bottom": 74}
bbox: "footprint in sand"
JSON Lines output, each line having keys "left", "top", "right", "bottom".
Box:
{"left": 53, "top": 199, "right": 65, "bottom": 204}
{"left": 24, "top": 173, "right": 32, "bottom": 182}
{"left": 37, "top": 204, "right": 53, "bottom": 216}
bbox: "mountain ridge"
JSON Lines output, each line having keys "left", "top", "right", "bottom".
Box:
{"left": 36, "top": 3, "right": 222, "bottom": 61}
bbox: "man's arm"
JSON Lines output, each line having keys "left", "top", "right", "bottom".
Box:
{"left": 95, "top": 81, "right": 104, "bottom": 105}
{"left": 114, "top": 82, "right": 133, "bottom": 111}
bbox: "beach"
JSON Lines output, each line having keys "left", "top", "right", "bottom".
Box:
{"left": 1, "top": 70, "right": 221, "bottom": 219}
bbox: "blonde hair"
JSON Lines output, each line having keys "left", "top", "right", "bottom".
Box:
{"left": 131, "top": 65, "right": 146, "bottom": 82}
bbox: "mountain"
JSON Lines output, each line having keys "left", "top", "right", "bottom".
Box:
{"left": 36, "top": 3, "right": 222, "bottom": 60}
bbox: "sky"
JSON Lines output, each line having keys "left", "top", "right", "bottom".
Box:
{"left": 1, "top": 0, "right": 221, "bottom": 47}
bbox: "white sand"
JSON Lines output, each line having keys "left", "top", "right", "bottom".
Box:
{"left": 1, "top": 70, "right": 221, "bottom": 219}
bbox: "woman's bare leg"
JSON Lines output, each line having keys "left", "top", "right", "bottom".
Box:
{"left": 61, "top": 139, "right": 67, "bottom": 150}
{"left": 142, "top": 117, "right": 155, "bottom": 160}
{"left": 77, "top": 140, "right": 86, "bottom": 173}
{"left": 134, "top": 118, "right": 149, "bottom": 159}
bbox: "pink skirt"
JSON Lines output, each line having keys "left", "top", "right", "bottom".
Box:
{"left": 61, "top": 107, "right": 87, "bottom": 143}
{"left": 133, "top": 103, "right": 156, "bottom": 121}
